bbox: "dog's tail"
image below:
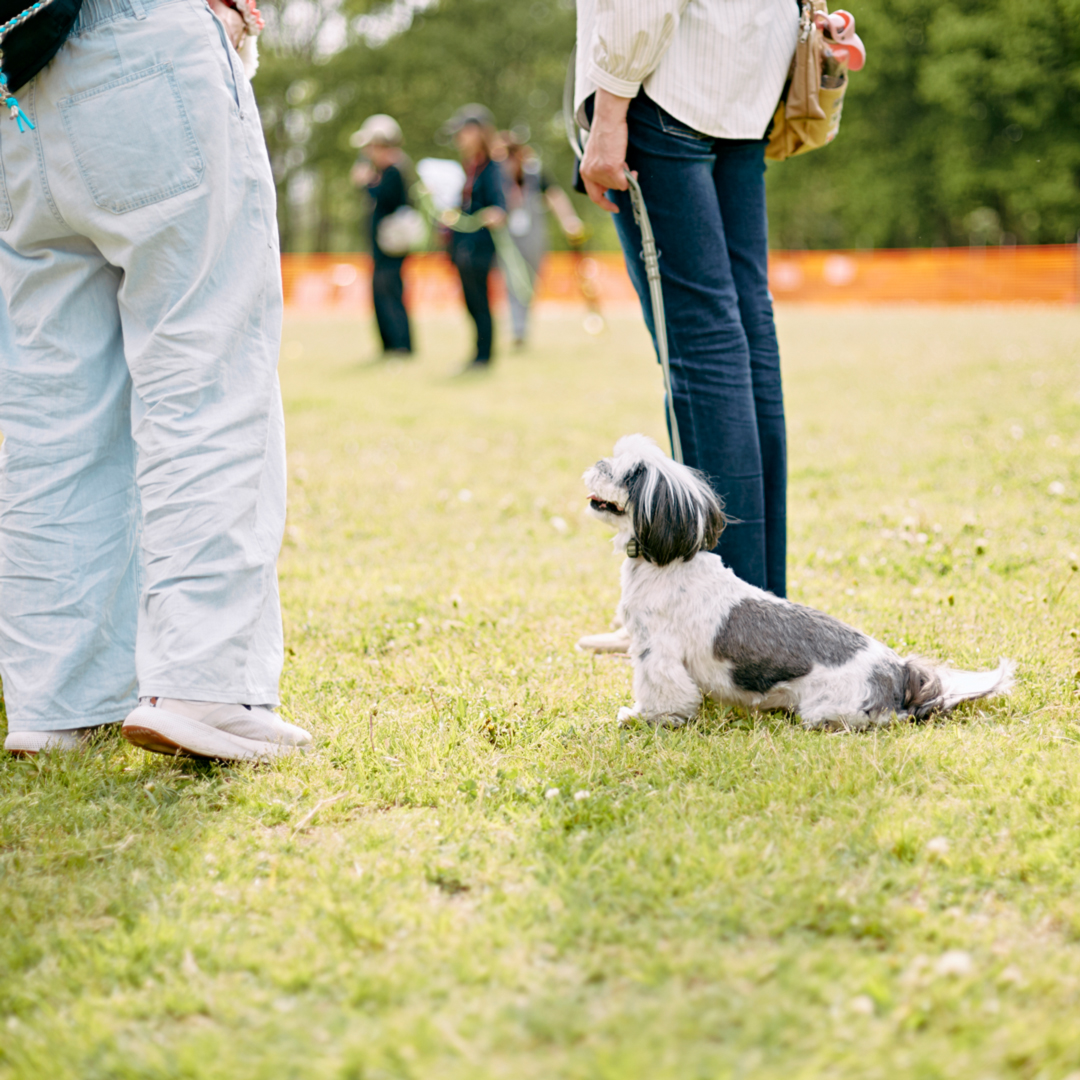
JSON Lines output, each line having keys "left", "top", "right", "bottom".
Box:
{"left": 902, "top": 656, "right": 1015, "bottom": 719}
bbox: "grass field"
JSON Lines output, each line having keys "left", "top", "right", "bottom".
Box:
{"left": 4, "top": 304, "right": 1080, "bottom": 1079}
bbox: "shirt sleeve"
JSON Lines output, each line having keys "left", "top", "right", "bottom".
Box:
{"left": 587, "top": 0, "right": 692, "bottom": 99}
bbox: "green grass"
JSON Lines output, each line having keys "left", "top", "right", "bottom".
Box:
{"left": 4, "top": 306, "right": 1080, "bottom": 1079}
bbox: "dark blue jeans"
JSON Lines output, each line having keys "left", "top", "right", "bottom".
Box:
{"left": 610, "top": 92, "right": 787, "bottom": 596}
{"left": 372, "top": 252, "right": 412, "bottom": 353}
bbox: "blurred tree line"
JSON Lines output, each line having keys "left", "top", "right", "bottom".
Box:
{"left": 255, "top": 0, "right": 1080, "bottom": 252}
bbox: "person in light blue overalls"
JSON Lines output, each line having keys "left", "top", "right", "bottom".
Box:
{"left": 0, "top": 0, "right": 310, "bottom": 759}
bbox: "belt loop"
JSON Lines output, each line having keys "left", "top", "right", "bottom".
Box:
{"left": 129, "top": 0, "right": 146, "bottom": 19}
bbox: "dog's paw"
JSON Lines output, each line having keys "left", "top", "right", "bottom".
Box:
{"left": 800, "top": 714, "right": 857, "bottom": 733}
{"left": 577, "top": 627, "right": 632, "bottom": 655}
{"left": 801, "top": 716, "right": 841, "bottom": 732}
{"left": 646, "top": 713, "right": 688, "bottom": 729}
{"left": 801, "top": 710, "right": 897, "bottom": 733}
{"left": 618, "top": 706, "right": 689, "bottom": 728}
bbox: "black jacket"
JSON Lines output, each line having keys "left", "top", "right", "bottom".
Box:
{"left": 366, "top": 162, "right": 409, "bottom": 260}
{"left": 450, "top": 157, "right": 506, "bottom": 268}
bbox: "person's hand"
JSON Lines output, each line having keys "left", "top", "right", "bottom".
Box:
{"left": 564, "top": 216, "right": 585, "bottom": 243}
{"left": 479, "top": 207, "right": 507, "bottom": 229}
{"left": 351, "top": 161, "right": 375, "bottom": 188}
{"left": 580, "top": 89, "right": 634, "bottom": 213}
{"left": 208, "top": 0, "right": 245, "bottom": 50}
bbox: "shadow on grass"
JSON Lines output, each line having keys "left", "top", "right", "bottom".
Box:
{"left": 641, "top": 700, "right": 1006, "bottom": 739}
{"left": 616, "top": 702, "right": 792, "bottom": 740}
{"left": 0, "top": 720, "right": 243, "bottom": 917}
{"left": 340, "top": 354, "right": 418, "bottom": 376}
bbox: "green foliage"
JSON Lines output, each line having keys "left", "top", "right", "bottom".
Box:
{"left": 767, "top": 0, "right": 1080, "bottom": 247}
{"left": 3, "top": 308, "right": 1080, "bottom": 1075}
{"left": 253, "top": 0, "right": 1080, "bottom": 251}
{"left": 256, "top": 0, "right": 610, "bottom": 253}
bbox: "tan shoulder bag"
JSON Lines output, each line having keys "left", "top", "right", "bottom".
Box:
{"left": 766, "top": 0, "right": 849, "bottom": 162}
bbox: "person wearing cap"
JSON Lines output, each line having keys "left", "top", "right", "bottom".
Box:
{"left": 350, "top": 114, "right": 414, "bottom": 357}
{"left": 0, "top": 0, "right": 310, "bottom": 759}
{"left": 574, "top": 0, "right": 799, "bottom": 600}
{"left": 497, "top": 131, "right": 584, "bottom": 348}
{"left": 444, "top": 104, "right": 506, "bottom": 372}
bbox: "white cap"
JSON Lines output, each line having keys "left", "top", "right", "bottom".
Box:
{"left": 350, "top": 114, "right": 403, "bottom": 149}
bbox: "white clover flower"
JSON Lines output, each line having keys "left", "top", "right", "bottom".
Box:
{"left": 935, "top": 950, "right": 974, "bottom": 977}
{"left": 544, "top": 788, "right": 560, "bottom": 800}
{"left": 925, "top": 836, "right": 950, "bottom": 857}
{"left": 573, "top": 790, "right": 590, "bottom": 802}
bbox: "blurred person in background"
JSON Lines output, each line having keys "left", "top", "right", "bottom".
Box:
{"left": 575, "top": 0, "right": 799, "bottom": 600}
{"left": 498, "top": 131, "right": 585, "bottom": 348}
{"left": 351, "top": 114, "right": 415, "bottom": 358}
{"left": 444, "top": 105, "right": 506, "bottom": 372}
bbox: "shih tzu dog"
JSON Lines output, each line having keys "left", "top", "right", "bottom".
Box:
{"left": 580, "top": 435, "right": 1014, "bottom": 729}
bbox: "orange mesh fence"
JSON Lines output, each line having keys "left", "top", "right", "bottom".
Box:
{"left": 280, "top": 251, "right": 638, "bottom": 312}
{"left": 767, "top": 245, "right": 1078, "bottom": 304}
{"left": 281, "top": 245, "right": 1079, "bottom": 313}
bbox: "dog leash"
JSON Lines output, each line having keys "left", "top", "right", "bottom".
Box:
{"left": 412, "top": 181, "right": 535, "bottom": 306}
{"left": 564, "top": 47, "right": 683, "bottom": 464}
{"left": 0, "top": 0, "right": 59, "bottom": 131}
{"left": 623, "top": 170, "right": 682, "bottom": 464}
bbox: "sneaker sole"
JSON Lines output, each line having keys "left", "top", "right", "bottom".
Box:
{"left": 122, "top": 707, "right": 293, "bottom": 763}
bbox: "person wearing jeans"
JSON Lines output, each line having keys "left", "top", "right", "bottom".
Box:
{"left": 0, "top": 0, "right": 310, "bottom": 759}
{"left": 444, "top": 104, "right": 506, "bottom": 372}
{"left": 574, "top": 0, "right": 798, "bottom": 599}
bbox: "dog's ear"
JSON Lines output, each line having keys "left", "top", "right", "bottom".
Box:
{"left": 700, "top": 481, "right": 727, "bottom": 551}
{"left": 627, "top": 461, "right": 726, "bottom": 565}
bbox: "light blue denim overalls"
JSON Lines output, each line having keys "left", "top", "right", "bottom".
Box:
{"left": 0, "top": 0, "right": 285, "bottom": 731}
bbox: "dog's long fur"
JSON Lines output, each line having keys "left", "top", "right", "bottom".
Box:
{"left": 582, "top": 435, "right": 1015, "bottom": 729}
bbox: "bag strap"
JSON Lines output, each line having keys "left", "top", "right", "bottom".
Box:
{"left": 0, "top": 0, "right": 63, "bottom": 130}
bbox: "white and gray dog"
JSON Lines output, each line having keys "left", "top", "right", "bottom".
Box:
{"left": 580, "top": 435, "right": 1014, "bottom": 729}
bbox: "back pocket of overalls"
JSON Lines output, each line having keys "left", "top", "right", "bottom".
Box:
{"left": 59, "top": 64, "right": 204, "bottom": 214}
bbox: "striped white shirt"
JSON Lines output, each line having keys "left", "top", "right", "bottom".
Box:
{"left": 575, "top": 0, "right": 801, "bottom": 140}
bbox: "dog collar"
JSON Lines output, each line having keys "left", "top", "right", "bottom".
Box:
{"left": 625, "top": 538, "right": 648, "bottom": 560}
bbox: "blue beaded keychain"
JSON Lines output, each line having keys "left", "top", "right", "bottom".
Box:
{"left": 0, "top": 0, "right": 61, "bottom": 131}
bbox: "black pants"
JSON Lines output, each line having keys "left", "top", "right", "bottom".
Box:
{"left": 372, "top": 254, "right": 412, "bottom": 353}
{"left": 455, "top": 257, "right": 494, "bottom": 363}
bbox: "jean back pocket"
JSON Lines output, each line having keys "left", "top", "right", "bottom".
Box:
{"left": 656, "top": 105, "right": 711, "bottom": 143}
{"left": 59, "top": 63, "right": 204, "bottom": 214}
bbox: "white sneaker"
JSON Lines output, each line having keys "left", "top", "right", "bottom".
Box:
{"left": 122, "top": 698, "right": 312, "bottom": 762}
{"left": 4, "top": 727, "right": 101, "bottom": 756}
{"left": 576, "top": 626, "right": 632, "bottom": 655}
